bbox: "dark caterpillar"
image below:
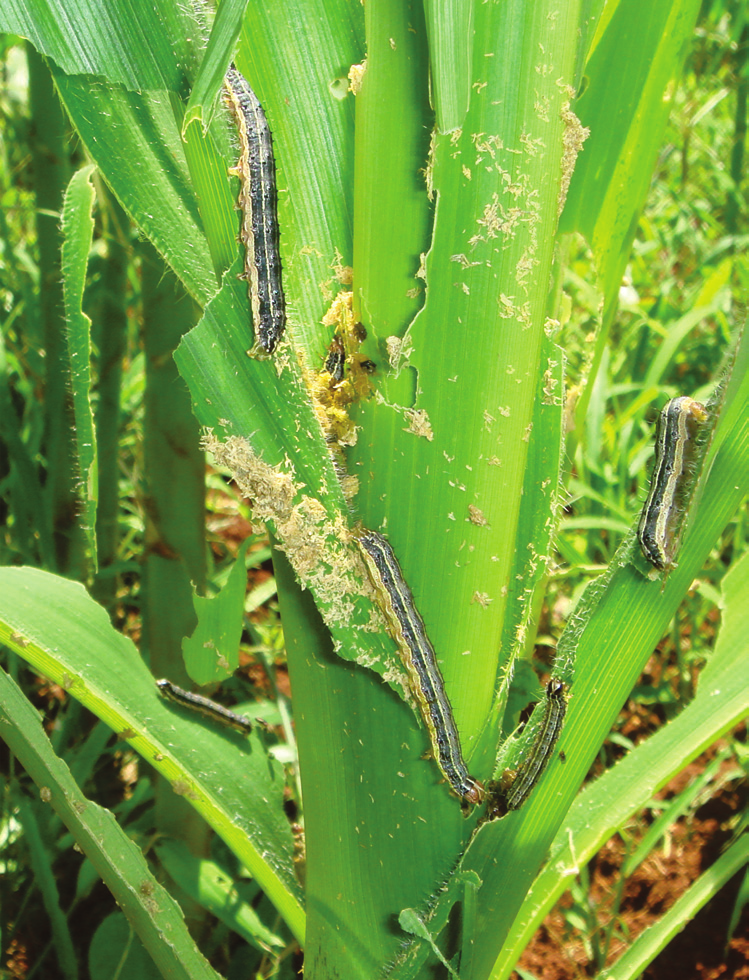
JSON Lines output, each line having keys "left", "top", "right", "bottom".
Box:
{"left": 223, "top": 64, "right": 285, "bottom": 355}
{"left": 638, "top": 396, "right": 707, "bottom": 571}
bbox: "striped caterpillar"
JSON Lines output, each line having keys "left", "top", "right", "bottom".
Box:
{"left": 156, "top": 679, "right": 255, "bottom": 735}
{"left": 481, "top": 679, "right": 568, "bottom": 822}
{"left": 638, "top": 396, "right": 708, "bottom": 571}
{"left": 223, "top": 64, "right": 286, "bottom": 356}
{"left": 503, "top": 679, "right": 567, "bottom": 811}
{"left": 355, "top": 529, "right": 484, "bottom": 809}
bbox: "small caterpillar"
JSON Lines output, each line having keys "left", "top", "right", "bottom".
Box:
{"left": 355, "top": 529, "right": 483, "bottom": 808}
{"left": 156, "top": 679, "right": 255, "bottom": 735}
{"left": 481, "top": 679, "right": 568, "bottom": 822}
{"left": 503, "top": 679, "right": 567, "bottom": 811}
{"left": 638, "top": 396, "right": 708, "bottom": 571}
{"left": 223, "top": 64, "right": 285, "bottom": 355}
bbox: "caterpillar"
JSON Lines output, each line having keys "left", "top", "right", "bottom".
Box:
{"left": 638, "top": 396, "right": 708, "bottom": 571}
{"left": 223, "top": 64, "right": 285, "bottom": 355}
{"left": 156, "top": 679, "right": 255, "bottom": 735}
{"left": 503, "top": 679, "right": 567, "bottom": 811}
{"left": 481, "top": 679, "right": 568, "bottom": 822}
{"left": 355, "top": 529, "right": 484, "bottom": 808}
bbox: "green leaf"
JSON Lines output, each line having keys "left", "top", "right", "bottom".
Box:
{"left": 182, "top": 538, "right": 251, "bottom": 684}
{"left": 399, "top": 908, "right": 460, "bottom": 979}
{"left": 728, "top": 865, "right": 749, "bottom": 946}
{"left": 560, "top": 0, "right": 703, "bottom": 444}
{"left": 61, "top": 163, "right": 98, "bottom": 569}
{"left": 386, "top": 325, "right": 748, "bottom": 976}
{"left": 351, "top": 0, "right": 431, "bottom": 365}
{"left": 89, "top": 912, "right": 169, "bottom": 980}
{"left": 155, "top": 839, "right": 285, "bottom": 952}
{"left": 0, "top": 0, "right": 205, "bottom": 91}
{"left": 175, "top": 267, "right": 408, "bottom": 695}
{"left": 561, "top": 0, "right": 702, "bottom": 298}
{"left": 423, "top": 0, "right": 473, "bottom": 133}
{"left": 491, "top": 544, "right": 749, "bottom": 978}
{"left": 184, "top": 0, "right": 246, "bottom": 130}
{"left": 456, "top": 324, "right": 749, "bottom": 980}
{"left": 0, "top": 568, "right": 305, "bottom": 944}
{"left": 53, "top": 74, "right": 217, "bottom": 305}
{"left": 182, "top": 113, "right": 237, "bottom": 278}
{"left": 351, "top": 0, "right": 586, "bottom": 756}
{"left": 0, "top": 669, "right": 225, "bottom": 980}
